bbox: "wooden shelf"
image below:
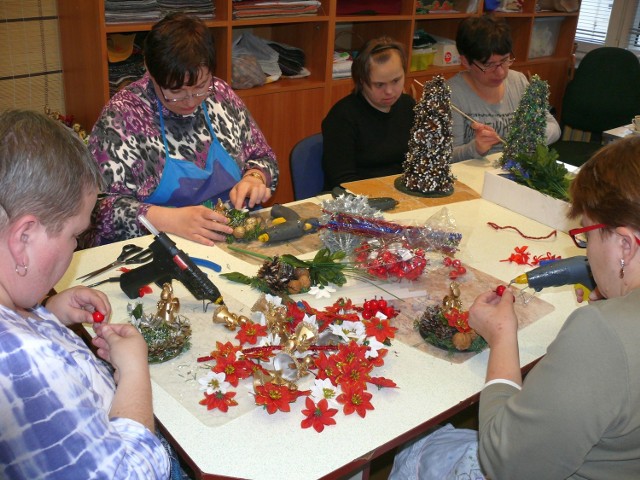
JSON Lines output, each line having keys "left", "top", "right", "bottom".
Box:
{"left": 57, "top": 0, "right": 579, "bottom": 204}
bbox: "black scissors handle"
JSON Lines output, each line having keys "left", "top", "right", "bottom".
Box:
{"left": 122, "top": 248, "right": 153, "bottom": 265}
{"left": 116, "top": 244, "right": 144, "bottom": 262}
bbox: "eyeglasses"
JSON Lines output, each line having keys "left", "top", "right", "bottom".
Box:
{"left": 569, "top": 223, "right": 640, "bottom": 248}
{"left": 569, "top": 224, "right": 607, "bottom": 248}
{"left": 473, "top": 56, "right": 515, "bottom": 74}
{"left": 161, "top": 84, "right": 213, "bottom": 103}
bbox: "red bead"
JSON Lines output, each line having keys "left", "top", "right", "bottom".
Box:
{"left": 92, "top": 311, "right": 105, "bottom": 323}
{"left": 452, "top": 259, "right": 462, "bottom": 268}
{"left": 495, "top": 285, "right": 507, "bottom": 296}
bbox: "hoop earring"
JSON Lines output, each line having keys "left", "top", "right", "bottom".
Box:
{"left": 620, "top": 259, "right": 625, "bottom": 279}
{"left": 15, "top": 263, "right": 28, "bottom": 277}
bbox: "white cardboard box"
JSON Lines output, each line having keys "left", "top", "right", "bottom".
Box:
{"left": 481, "top": 169, "right": 579, "bottom": 233}
{"left": 432, "top": 41, "right": 460, "bottom": 66}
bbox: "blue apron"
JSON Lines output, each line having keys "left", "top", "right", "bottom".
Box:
{"left": 146, "top": 99, "right": 242, "bottom": 207}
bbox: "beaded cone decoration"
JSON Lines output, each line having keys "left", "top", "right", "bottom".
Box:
{"left": 499, "top": 74, "right": 551, "bottom": 165}
{"left": 395, "top": 75, "right": 455, "bottom": 197}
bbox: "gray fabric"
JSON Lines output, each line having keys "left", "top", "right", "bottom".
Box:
{"left": 479, "top": 289, "right": 640, "bottom": 479}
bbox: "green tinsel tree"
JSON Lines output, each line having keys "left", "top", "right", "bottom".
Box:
{"left": 500, "top": 74, "right": 551, "bottom": 165}
{"left": 396, "top": 75, "right": 455, "bottom": 197}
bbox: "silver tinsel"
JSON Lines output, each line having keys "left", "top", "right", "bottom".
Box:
{"left": 319, "top": 194, "right": 382, "bottom": 254}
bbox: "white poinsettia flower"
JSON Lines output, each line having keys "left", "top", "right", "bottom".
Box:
{"left": 309, "top": 285, "right": 336, "bottom": 299}
{"left": 364, "top": 336, "right": 385, "bottom": 359}
{"left": 329, "top": 320, "right": 366, "bottom": 343}
{"left": 302, "top": 313, "right": 318, "bottom": 330}
{"left": 309, "top": 378, "right": 340, "bottom": 408}
{"left": 197, "top": 371, "right": 230, "bottom": 395}
{"left": 265, "top": 293, "right": 283, "bottom": 306}
{"left": 259, "top": 332, "right": 281, "bottom": 347}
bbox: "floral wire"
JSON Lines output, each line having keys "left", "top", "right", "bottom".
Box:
{"left": 487, "top": 222, "right": 557, "bottom": 240}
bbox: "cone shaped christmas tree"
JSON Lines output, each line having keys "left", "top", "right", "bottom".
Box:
{"left": 395, "top": 75, "right": 455, "bottom": 197}
{"left": 500, "top": 74, "right": 551, "bottom": 165}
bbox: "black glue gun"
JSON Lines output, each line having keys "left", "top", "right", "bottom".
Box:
{"left": 511, "top": 255, "right": 596, "bottom": 292}
{"left": 120, "top": 215, "right": 224, "bottom": 305}
{"left": 332, "top": 186, "right": 398, "bottom": 212}
{"left": 258, "top": 204, "right": 319, "bottom": 244}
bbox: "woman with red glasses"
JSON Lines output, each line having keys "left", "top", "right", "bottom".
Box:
{"left": 448, "top": 15, "right": 560, "bottom": 162}
{"left": 467, "top": 135, "right": 640, "bottom": 478}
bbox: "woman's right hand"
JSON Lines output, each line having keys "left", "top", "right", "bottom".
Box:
{"left": 92, "top": 323, "right": 149, "bottom": 384}
{"left": 146, "top": 205, "right": 234, "bottom": 246}
{"left": 472, "top": 122, "right": 502, "bottom": 156}
{"left": 468, "top": 288, "right": 518, "bottom": 346}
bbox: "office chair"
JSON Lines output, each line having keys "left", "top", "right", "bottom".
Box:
{"left": 550, "top": 47, "right": 640, "bottom": 167}
{"left": 289, "top": 133, "right": 325, "bottom": 200}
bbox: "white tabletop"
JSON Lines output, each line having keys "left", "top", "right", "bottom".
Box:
{"left": 55, "top": 158, "right": 583, "bottom": 480}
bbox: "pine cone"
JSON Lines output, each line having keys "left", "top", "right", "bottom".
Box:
{"left": 257, "top": 256, "right": 295, "bottom": 293}
{"left": 418, "top": 305, "right": 454, "bottom": 344}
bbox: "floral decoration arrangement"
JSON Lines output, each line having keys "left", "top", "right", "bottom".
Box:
{"left": 416, "top": 282, "right": 486, "bottom": 353}
{"left": 500, "top": 144, "right": 572, "bottom": 202}
{"left": 196, "top": 294, "right": 398, "bottom": 432}
{"left": 354, "top": 239, "right": 428, "bottom": 281}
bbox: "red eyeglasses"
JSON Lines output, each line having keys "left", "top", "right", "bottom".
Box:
{"left": 569, "top": 223, "right": 640, "bottom": 248}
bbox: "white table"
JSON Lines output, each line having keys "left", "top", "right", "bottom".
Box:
{"left": 56, "top": 158, "right": 583, "bottom": 480}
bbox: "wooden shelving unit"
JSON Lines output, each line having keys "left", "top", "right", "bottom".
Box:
{"left": 57, "top": 0, "right": 579, "bottom": 204}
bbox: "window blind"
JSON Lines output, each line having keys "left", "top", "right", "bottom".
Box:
{"left": 575, "top": 0, "right": 612, "bottom": 45}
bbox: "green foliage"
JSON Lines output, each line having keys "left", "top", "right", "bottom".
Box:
{"left": 503, "top": 143, "right": 572, "bottom": 201}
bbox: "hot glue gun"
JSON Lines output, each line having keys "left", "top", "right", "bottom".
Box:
{"left": 258, "top": 204, "right": 319, "bottom": 244}
{"left": 120, "top": 215, "right": 225, "bottom": 305}
{"left": 511, "top": 255, "right": 596, "bottom": 293}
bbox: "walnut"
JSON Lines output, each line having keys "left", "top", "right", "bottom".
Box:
{"left": 233, "top": 226, "right": 246, "bottom": 239}
{"left": 451, "top": 332, "right": 475, "bottom": 351}
{"left": 287, "top": 279, "right": 303, "bottom": 294}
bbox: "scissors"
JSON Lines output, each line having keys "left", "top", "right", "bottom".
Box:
{"left": 77, "top": 244, "right": 153, "bottom": 282}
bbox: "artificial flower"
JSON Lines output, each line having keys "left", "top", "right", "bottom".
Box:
{"left": 329, "top": 320, "right": 366, "bottom": 344}
{"left": 363, "top": 336, "right": 386, "bottom": 359}
{"left": 236, "top": 321, "right": 268, "bottom": 345}
{"left": 368, "top": 376, "right": 398, "bottom": 389}
{"left": 254, "top": 382, "right": 293, "bottom": 414}
{"left": 301, "top": 397, "right": 338, "bottom": 432}
{"left": 309, "top": 285, "right": 336, "bottom": 299}
{"left": 212, "top": 352, "right": 252, "bottom": 387}
{"left": 444, "top": 308, "right": 471, "bottom": 334}
{"left": 363, "top": 316, "right": 397, "bottom": 343}
{"left": 337, "top": 383, "right": 374, "bottom": 418}
{"left": 309, "top": 378, "right": 340, "bottom": 409}
{"left": 199, "top": 390, "right": 238, "bottom": 412}
{"left": 198, "top": 371, "right": 230, "bottom": 395}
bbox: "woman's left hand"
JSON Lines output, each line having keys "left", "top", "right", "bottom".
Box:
{"left": 229, "top": 171, "right": 271, "bottom": 210}
{"left": 44, "top": 286, "right": 111, "bottom": 327}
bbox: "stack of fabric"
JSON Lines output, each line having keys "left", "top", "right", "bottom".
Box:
{"left": 232, "top": 0, "right": 321, "bottom": 19}
{"left": 267, "top": 41, "right": 307, "bottom": 77}
{"left": 104, "top": 0, "right": 161, "bottom": 23}
{"left": 332, "top": 51, "right": 352, "bottom": 79}
{"left": 157, "top": 0, "right": 215, "bottom": 19}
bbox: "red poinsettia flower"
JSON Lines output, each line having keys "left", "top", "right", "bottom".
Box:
{"left": 236, "top": 321, "right": 268, "bottom": 345}
{"left": 213, "top": 352, "right": 251, "bottom": 387}
{"left": 444, "top": 308, "right": 471, "bottom": 333}
{"left": 368, "top": 376, "right": 398, "bottom": 389}
{"left": 300, "top": 397, "right": 338, "bottom": 432}
{"left": 336, "top": 361, "right": 370, "bottom": 390}
{"left": 255, "top": 382, "right": 293, "bottom": 414}
{"left": 199, "top": 391, "right": 238, "bottom": 412}
{"left": 336, "top": 383, "right": 374, "bottom": 418}
{"left": 314, "top": 351, "right": 339, "bottom": 381}
{"left": 363, "top": 316, "right": 398, "bottom": 343}
{"left": 212, "top": 341, "right": 242, "bottom": 359}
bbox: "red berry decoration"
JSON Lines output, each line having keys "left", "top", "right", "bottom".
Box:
{"left": 495, "top": 285, "right": 507, "bottom": 296}
{"left": 92, "top": 310, "right": 105, "bottom": 323}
